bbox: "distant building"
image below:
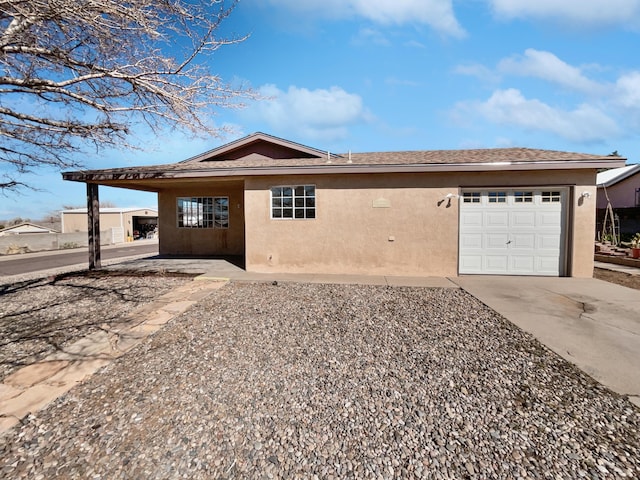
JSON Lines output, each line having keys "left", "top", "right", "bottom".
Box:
{"left": 0, "top": 222, "right": 58, "bottom": 236}
{"left": 61, "top": 207, "right": 158, "bottom": 241}
{"left": 596, "top": 164, "right": 640, "bottom": 209}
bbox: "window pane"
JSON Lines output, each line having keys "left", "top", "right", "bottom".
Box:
{"left": 176, "top": 196, "right": 229, "bottom": 229}
{"left": 306, "top": 208, "right": 315, "bottom": 219}
{"left": 488, "top": 192, "right": 506, "bottom": 203}
{"left": 271, "top": 185, "right": 316, "bottom": 220}
{"left": 463, "top": 192, "right": 480, "bottom": 203}
{"left": 542, "top": 191, "right": 561, "bottom": 203}
{"left": 514, "top": 191, "right": 533, "bottom": 203}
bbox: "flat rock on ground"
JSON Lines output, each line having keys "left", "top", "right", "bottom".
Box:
{"left": 0, "top": 282, "right": 638, "bottom": 479}
{"left": 0, "top": 271, "right": 190, "bottom": 382}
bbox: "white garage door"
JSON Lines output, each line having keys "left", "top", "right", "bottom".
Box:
{"left": 459, "top": 189, "right": 567, "bottom": 276}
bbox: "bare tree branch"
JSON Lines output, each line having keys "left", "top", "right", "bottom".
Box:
{"left": 0, "top": 0, "right": 254, "bottom": 188}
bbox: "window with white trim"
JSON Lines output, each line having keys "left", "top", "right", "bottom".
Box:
{"left": 514, "top": 191, "right": 534, "bottom": 203}
{"left": 271, "top": 185, "right": 315, "bottom": 219}
{"left": 488, "top": 191, "right": 507, "bottom": 203}
{"left": 177, "top": 197, "right": 229, "bottom": 228}
{"left": 541, "top": 191, "right": 561, "bottom": 203}
{"left": 463, "top": 192, "right": 481, "bottom": 203}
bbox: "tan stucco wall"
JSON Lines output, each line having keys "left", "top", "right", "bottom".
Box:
{"left": 244, "top": 170, "right": 597, "bottom": 277}
{"left": 62, "top": 212, "right": 122, "bottom": 232}
{"left": 158, "top": 183, "right": 245, "bottom": 256}
{"left": 61, "top": 209, "right": 157, "bottom": 234}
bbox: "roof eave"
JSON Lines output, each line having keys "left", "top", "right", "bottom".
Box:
{"left": 63, "top": 158, "right": 625, "bottom": 183}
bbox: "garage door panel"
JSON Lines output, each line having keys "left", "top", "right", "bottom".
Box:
{"left": 511, "top": 234, "right": 535, "bottom": 249}
{"left": 460, "top": 234, "right": 482, "bottom": 249}
{"left": 511, "top": 255, "right": 535, "bottom": 272}
{"left": 538, "top": 234, "right": 561, "bottom": 250}
{"left": 536, "top": 256, "right": 561, "bottom": 274}
{"left": 459, "top": 189, "right": 566, "bottom": 276}
{"left": 486, "top": 212, "right": 509, "bottom": 227}
{"left": 460, "top": 211, "right": 483, "bottom": 228}
{"left": 511, "top": 211, "right": 536, "bottom": 228}
{"left": 459, "top": 255, "right": 482, "bottom": 272}
{"left": 484, "top": 255, "right": 509, "bottom": 272}
{"left": 538, "top": 211, "right": 562, "bottom": 227}
{"left": 486, "top": 234, "right": 509, "bottom": 249}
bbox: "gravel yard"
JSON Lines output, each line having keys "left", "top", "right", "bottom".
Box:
{"left": 1, "top": 282, "right": 639, "bottom": 479}
{"left": 0, "top": 271, "right": 191, "bottom": 382}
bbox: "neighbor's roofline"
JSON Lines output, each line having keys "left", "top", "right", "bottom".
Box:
{"left": 63, "top": 158, "right": 626, "bottom": 183}
{"left": 596, "top": 163, "right": 640, "bottom": 187}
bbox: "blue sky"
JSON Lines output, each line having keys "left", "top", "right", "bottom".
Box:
{"left": 3, "top": 0, "right": 640, "bottom": 220}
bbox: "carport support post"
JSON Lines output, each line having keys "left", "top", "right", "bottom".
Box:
{"left": 87, "top": 183, "right": 101, "bottom": 270}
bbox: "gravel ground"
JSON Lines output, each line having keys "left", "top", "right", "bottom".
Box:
{"left": 0, "top": 271, "right": 191, "bottom": 382}
{"left": 1, "top": 282, "right": 638, "bottom": 479}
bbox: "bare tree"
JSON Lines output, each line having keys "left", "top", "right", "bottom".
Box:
{"left": 0, "top": 0, "right": 252, "bottom": 189}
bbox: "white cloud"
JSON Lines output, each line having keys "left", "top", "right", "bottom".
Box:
{"left": 352, "top": 28, "right": 390, "bottom": 46}
{"left": 454, "top": 63, "right": 501, "bottom": 84}
{"left": 488, "top": 0, "right": 640, "bottom": 27}
{"left": 404, "top": 40, "right": 427, "bottom": 48}
{"left": 498, "top": 49, "right": 604, "bottom": 94}
{"left": 263, "top": 0, "right": 465, "bottom": 37}
{"left": 247, "top": 84, "right": 368, "bottom": 141}
{"left": 614, "top": 72, "right": 640, "bottom": 109}
{"left": 458, "top": 88, "right": 619, "bottom": 142}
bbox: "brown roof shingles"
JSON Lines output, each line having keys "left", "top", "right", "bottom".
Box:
{"left": 63, "top": 147, "right": 625, "bottom": 182}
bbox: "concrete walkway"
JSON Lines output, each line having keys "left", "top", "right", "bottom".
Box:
{"left": 452, "top": 276, "right": 640, "bottom": 408}
{"left": 0, "top": 279, "right": 227, "bottom": 434}
{"left": 595, "top": 260, "right": 640, "bottom": 276}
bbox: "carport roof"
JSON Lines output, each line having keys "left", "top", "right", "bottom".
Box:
{"left": 63, "top": 132, "right": 627, "bottom": 190}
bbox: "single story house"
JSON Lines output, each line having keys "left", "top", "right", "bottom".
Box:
{"left": 0, "top": 222, "right": 58, "bottom": 236}
{"left": 596, "top": 164, "right": 640, "bottom": 209}
{"left": 61, "top": 207, "right": 158, "bottom": 241}
{"left": 63, "top": 132, "right": 625, "bottom": 277}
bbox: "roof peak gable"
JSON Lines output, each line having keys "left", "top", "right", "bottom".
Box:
{"left": 182, "top": 132, "right": 337, "bottom": 163}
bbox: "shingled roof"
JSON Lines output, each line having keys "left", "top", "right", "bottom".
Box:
{"left": 63, "top": 132, "right": 626, "bottom": 187}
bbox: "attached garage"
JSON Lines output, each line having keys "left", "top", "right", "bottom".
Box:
{"left": 459, "top": 189, "right": 567, "bottom": 276}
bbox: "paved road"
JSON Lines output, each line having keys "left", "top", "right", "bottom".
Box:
{"left": 0, "top": 243, "right": 159, "bottom": 276}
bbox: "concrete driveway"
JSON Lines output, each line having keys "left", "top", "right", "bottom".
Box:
{"left": 452, "top": 276, "right": 640, "bottom": 407}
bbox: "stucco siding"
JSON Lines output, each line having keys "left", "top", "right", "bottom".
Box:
{"left": 244, "top": 170, "right": 597, "bottom": 277}
{"left": 63, "top": 212, "right": 122, "bottom": 232}
{"left": 158, "top": 183, "right": 245, "bottom": 256}
{"left": 597, "top": 175, "right": 640, "bottom": 209}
